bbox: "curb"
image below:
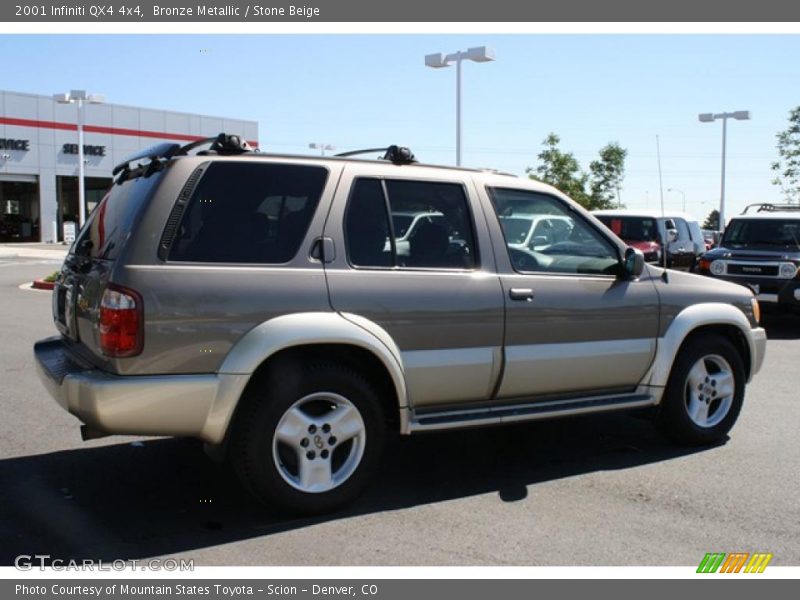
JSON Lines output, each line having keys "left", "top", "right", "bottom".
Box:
{"left": 31, "top": 279, "right": 55, "bottom": 291}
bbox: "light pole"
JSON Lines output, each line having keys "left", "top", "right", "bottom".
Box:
{"left": 698, "top": 110, "right": 750, "bottom": 231}
{"left": 667, "top": 188, "right": 686, "bottom": 213}
{"left": 54, "top": 90, "right": 105, "bottom": 228}
{"left": 309, "top": 143, "right": 335, "bottom": 156}
{"left": 425, "top": 46, "right": 495, "bottom": 166}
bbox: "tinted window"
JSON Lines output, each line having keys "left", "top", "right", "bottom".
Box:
{"left": 344, "top": 178, "right": 477, "bottom": 269}
{"left": 392, "top": 214, "right": 415, "bottom": 238}
{"left": 168, "top": 162, "right": 327, "bottom": 263}
{"left": 489, "top": 188, "right": 619, "bottom": 275}
{"left": 346, "top": 179, "right": 392, "bottom": 267}
{"left": 74, "top": 174, "right": 160, "bottom": 260}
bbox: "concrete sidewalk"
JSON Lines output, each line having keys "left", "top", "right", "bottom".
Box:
{"left": 0, "top": 243, "right": 69, "bottom": 260}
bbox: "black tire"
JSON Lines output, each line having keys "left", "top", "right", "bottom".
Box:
{"left": 230, "top": 360, "right": 385, "bottom": 515}
{"left": 656, "top": 334, "right": 745, "bottom": 446}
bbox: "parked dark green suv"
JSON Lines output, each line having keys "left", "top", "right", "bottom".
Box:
{"left": 695, "top": 204, "right": 800, "bottom": 312}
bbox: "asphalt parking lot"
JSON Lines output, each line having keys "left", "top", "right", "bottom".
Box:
{"left": 0, "top": 256, "right": 798, "bottom": 567}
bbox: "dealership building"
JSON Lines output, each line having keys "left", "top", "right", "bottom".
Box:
{"left": 0, "top": 90, "right": 259, "bottom": 243}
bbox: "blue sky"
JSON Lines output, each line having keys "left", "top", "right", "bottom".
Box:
{"left": 3, "top": 34, "right": 799, "bottom": 221}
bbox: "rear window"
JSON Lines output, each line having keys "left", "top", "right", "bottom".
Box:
{"left": 596, "top": 215, "right": 658, "bottom": 243}
{"left": 73, "top": 173, "right": 161, "bottom": 260}
{"left": 168, "top": 162, "right": 328, "bottom": 263}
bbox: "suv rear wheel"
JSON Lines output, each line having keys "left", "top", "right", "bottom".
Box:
{"left": 657, "top": 334, "right": 745, "bottom": 446}
{"left": 231, "top": 361, "right": 385, "bottom": 514}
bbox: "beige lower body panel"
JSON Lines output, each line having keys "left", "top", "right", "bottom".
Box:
{"left": 37, "top": 357, "right": 248, "bottom": 444}
{"left": 498, "top": 339, "right": 656, "bottom": 399}
{"left": 402, "top": 346, "right": 501, "bottom": 408}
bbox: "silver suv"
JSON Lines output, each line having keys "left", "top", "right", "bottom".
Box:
{"left": 34, "top": 135, "right": 767, "bottom": 514}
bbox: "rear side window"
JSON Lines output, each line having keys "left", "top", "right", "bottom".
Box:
{"left": 74, "top": 173, "right": 161, "bottom": 260}
{"left": 168, "top": 162, "right": 327, "bottom": 263}
{"left": 344, "top": 178, "right": 477, "bottom": 270}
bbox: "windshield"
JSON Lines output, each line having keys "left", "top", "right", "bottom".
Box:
{"left": 596, "top": 216, "right": 658, "bottom": 243}
{"left": 722, "top": 218, "right": 800, "bottom": 248}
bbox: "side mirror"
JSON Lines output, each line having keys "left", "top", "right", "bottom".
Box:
{"left": 623, "top": 247, "right": 645, "bottom": 279}
{"left": 666, "top": 229, "right": 678, "bottom": 244}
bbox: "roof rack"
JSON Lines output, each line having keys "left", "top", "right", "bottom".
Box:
{"left": 334, "top": 145, "right": 417, "bottom": 165}
{"left": 478, "top": 168, "right": 517, "bottom": 178}
{"left": 112, "top": 133, "right": 253, "bottom": 183}
{"left": 742, "top": 202, "right": 800, "bottom": 214}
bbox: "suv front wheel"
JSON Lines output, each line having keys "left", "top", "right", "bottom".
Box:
{"left": 231, "top": 361, "right": 385, "bottom": 514}
{"left": 657, "top": 334, "right": 745, "bottom": 446}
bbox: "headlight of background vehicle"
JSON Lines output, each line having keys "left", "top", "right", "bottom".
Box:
{"left": 779, "top": 262, "right": 797, "bottom": 279}
{"left": 751, "top": 297, "right": 761, "bottom": 324}
{"left": 710, "top": 260, "right": 726, "bottom": 276}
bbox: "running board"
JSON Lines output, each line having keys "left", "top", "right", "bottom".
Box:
{"left": 407, "top": 393, "right": 657, "bottom": 433}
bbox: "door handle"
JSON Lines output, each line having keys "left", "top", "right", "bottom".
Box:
{"left": 509, "top": 288, "right": 534, "bottom": 301}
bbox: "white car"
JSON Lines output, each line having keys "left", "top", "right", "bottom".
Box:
{"left": 498, "top": 214, "right": 574, "bottom": 250}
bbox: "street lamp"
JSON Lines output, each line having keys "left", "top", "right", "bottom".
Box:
{"left": 54, "top": 90, "right": 105, "bottom": 228}
{"left": 667, "top": 188, "right": 686, "bottom": 213}
{"left": 425, "top": 46, "right": 495, "bottom": 166}
{"left": 698, "top": 110, "right": 750, "bottom": 231}
{"left": 309, "top": 143, "right": 335, "bottom": 156}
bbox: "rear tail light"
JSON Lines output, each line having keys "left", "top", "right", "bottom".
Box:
{"left": 99, "top": 284, "right": 143, "bottom": 357}
{"left": 697, "top": 258, "right": 712, "bottom": 272}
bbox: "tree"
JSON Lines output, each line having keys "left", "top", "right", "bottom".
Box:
{"left": 527, "top": 133, "right": 627, "bottom": 210}
{"left": 526, "top": 134, "right": 589, "bottom": 205}
{"left": 589, "top": 142, "right": 627, "bottom": 209}
{"left": 771, "top": 106, "right": 800, "bottom": 203}
{"left": 703, "top": 209, "right": 720, "bottom": 230}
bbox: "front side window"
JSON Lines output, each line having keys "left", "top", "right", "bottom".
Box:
{"left": 488, "top": 187, "right": 619, "bottom": 275}
{"left": 344, "top": 178, "right": 477, "bottom": 269}
{"left": 168, "top": 162, "right": 327, "bottom": 263}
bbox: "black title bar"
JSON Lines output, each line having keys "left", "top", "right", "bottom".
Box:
{"left": 4, "top": 0, "right": 800, "bottom": 22}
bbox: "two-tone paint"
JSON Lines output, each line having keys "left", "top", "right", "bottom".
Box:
{"left": 35, "top": 155, "right": 767, "bottom": 444}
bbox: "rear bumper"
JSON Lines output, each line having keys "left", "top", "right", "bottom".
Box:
{"left": 33, "top": 337, "right": 247, "bottom": 444}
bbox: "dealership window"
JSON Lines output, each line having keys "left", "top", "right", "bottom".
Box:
{"left": 0, "top": 179, "right": 40, "bottom": 243}
{"left": 55, "top": 176, "right": 113, "bottom": 242}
